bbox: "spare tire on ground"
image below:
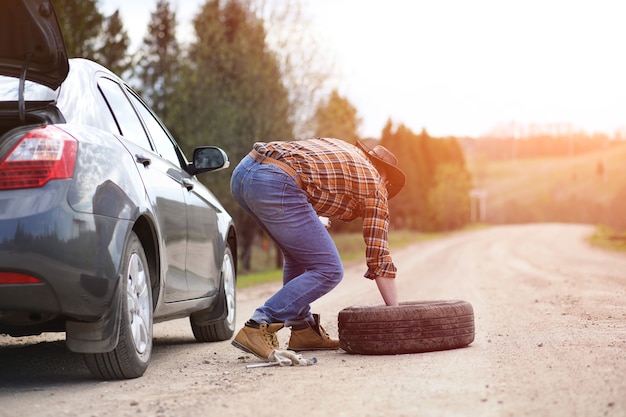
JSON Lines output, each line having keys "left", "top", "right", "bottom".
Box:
{"left": 338, "top": 300, "right": 475, "bottom": 355}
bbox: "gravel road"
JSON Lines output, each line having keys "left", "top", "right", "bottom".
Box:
{"left": 1, "top": 223, "right": 625, "bottom": 417}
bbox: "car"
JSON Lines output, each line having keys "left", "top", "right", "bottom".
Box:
{"left": 0, "top": 0, "right": 237, "bottom": 379}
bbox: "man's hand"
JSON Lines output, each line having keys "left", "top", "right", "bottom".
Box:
{"left": 375, "top": 276, "right": 398, "bottom": 306}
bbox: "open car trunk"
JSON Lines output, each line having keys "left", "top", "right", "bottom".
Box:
{"left": 0, "top": 101, "right": 65, "bottom": 138}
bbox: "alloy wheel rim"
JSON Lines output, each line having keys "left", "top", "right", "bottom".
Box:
{"left": 126, "top": 252, "right": 150, "bottom": 354}
{"left": 223, "top": 252, "right": 236, "bottom": 327}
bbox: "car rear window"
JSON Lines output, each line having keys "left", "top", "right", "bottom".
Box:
{"left": 0, "top": 76, "right": 58, "bottom": 101}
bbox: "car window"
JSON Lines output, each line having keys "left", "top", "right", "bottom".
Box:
{"left": 0, "top": 76, "right": 58, "bottom": 100}
{"left": 94, "top": 84, "right": 122, "bottom": 135}
{"left": 97, "top": 78, "right": 153, "bottom": 151}
{"left": 127, "top": 90, "right": 184, "bottom": 168}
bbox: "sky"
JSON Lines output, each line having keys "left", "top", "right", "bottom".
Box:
{"left": 100, "top": 0, "right": 626, "bottom": 139}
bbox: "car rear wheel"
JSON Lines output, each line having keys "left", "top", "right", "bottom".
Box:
{"left": 84, "top": 232, "right": 153, "bottom": 379}
{"left": 190, "top": 246, "right": 236, "bottom": 342}
{"left": 338, "top": 300, "right": 475, "bottom": 355}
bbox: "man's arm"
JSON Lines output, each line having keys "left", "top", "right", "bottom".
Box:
{"left": 375, "top": 276, "right": 398, "bottom": 306}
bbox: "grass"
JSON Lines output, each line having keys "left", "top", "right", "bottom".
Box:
{"left": 467, "top": 142, "right": 626, "bottom": 251}
{"left": 467, "top": 142, "right": 626, "bottom": 223}
{"left": 236, "top": 230, "right": 434, "bottom": 289}
{"left": 588, "top": 225, "right": 626, "bottom": 252}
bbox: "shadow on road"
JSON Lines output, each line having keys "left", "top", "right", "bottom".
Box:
{"left": 0, "top": 334, "right": 200, "bottom": 390}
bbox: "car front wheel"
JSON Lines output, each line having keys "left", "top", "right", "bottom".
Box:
{"left": 84, "top": 231, "right": 153, "bottom": 379}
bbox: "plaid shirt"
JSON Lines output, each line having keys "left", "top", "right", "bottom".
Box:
{"left": 253, "top": 138, "right": 397, "bottom": 279}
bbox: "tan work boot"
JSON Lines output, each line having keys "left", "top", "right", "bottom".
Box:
{"left": 288, "top": 314, "right": 340, "bottom": 351}
{"left": 231, "top": 323, "right": 284, "bottom": 360}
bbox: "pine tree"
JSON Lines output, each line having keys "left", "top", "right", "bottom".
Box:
{"left": 95, "top": 10, "right": 132, "bottom": 76}
{"left": 313, "top": 89, "right": 361, "bottom": 143}
{"left": 134, "top": 0, "right": 181, "bottom": 123}
{"left": 172, "top": 0, "right": 293, "bottom": 271}
{"left": 428, "top": 164, "right": 472, "bottom": 230}
{"left": 51, "top": 0, "right": 103, "bottom": 59}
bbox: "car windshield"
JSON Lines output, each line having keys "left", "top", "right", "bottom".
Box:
{"left": 0, "top": 76, "right": 58, "bottom": 101}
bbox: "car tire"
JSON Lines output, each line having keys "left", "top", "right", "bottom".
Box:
{"left": 84, "top": 232, "right": 153, "bottom": 379}
{"left": 190, "top": 246, "right": 236, "bottom": 342}
{"left": 338, "top": 300, "right": 475, "bottom": 355}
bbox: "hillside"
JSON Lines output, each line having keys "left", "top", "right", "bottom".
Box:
{"left": 466, "top": 142, "right": 626, "bottom": 229}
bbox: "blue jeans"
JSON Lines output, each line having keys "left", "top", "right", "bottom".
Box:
{"left": 230, "top": 155, "right": 343, "bottom": 326}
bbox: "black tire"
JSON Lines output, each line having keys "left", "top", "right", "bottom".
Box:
{"left": 191, "top": 246, "right": 236, "bottom": 342}
{"left": 84, "top": 232, "right": 153, "bottom": 379}
{"left": 338, "top": 300, "right": 474, "bottom": 355}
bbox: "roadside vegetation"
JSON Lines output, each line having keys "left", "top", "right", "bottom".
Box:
{"left": 466, "top": 141, "right": 626, "bottom": 254}
{"left": 588, "top": 226, "right": 626, "bottom": 253}
{"left": 465, "top": 140, "right": 626, "bottom": 229}
{"left": 237, "top": 230, "right": 432, "bottom": 288}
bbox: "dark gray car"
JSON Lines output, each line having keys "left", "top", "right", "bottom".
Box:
{"left": 0, "top": 0, "right": 237, "bottom": 379}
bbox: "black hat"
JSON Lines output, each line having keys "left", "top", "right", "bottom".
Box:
{"left": 356, "top": 140, "right": 406, "bottom": 199}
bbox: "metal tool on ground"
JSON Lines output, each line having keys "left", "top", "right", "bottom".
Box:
{"left": 245, "top": 350, "right": 318, "bottom": 368}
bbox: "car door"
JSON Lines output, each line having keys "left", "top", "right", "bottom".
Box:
{"left": 126, "top": 90, "right": 221, "bottom": 300}
{"left": 181, "top": 179, "right": 221, "bottom": 299}
{"left": 97, "top": 77, "right": 190, "bottom": 302}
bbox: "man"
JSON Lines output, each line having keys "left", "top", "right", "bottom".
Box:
{"left": 230, "top": 137, "right": 406, "bottom": 360}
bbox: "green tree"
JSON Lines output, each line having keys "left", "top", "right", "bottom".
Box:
{"left": 427, "top": 164, "right": 472, "bottom": 230}
{"left": 133, "top": 0, "right": 181, "bottom": 124}
{"left": 381, "top": 122, "right": 432, "bottom": 230}
{"left": 313, "top": 89, "right": 361, "bottom": 142}
{"left": 171, "top": 0, "right": 293, "bottom": 271}
{"left": 381, "top": 122, "right": 472, "bottom": 232}
{"left": 94, "top": 10, "right": 132, "bottom": 76}
{"left": 52, "top": 0, "right": 103, "bottom": 59}
{"left": 179, "top": 0, "right": 292, "bottom": 151}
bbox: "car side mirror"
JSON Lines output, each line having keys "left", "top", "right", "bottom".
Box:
{"left": 187, "top": 146, "right": 230, "bottom": 175}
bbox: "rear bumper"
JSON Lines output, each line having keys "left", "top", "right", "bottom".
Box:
{"left": 0, "top": 181, "right": 130, "bottom": 331}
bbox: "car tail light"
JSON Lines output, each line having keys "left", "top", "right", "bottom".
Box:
{"left": 0, "top": 125, "right": 78, "bottom": 190}
{"left": 0, "top": 272, "right": 42, "bottom": 284}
